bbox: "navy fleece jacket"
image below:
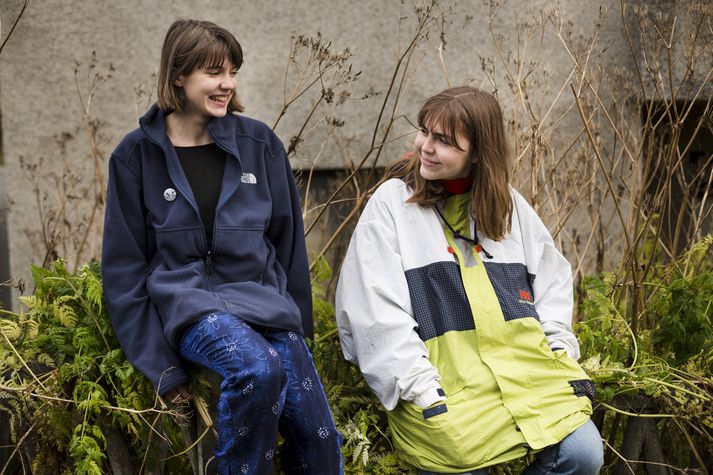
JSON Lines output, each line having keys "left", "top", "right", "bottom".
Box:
{"left": 101, "top": 104, "right": 313, "bottom": 394}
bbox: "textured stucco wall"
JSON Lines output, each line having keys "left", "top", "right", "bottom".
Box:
{"left": 0, "top": 0, "right": 650, "bottom": 300}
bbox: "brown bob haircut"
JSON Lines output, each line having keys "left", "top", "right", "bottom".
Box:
{"left": 386, "top": 86, "right": 512, "bottom": 240}
{"left": 157, "top": 19, "right": 245, "bottom": 113}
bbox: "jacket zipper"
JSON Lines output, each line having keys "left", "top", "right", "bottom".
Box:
{"left": 145, "top": 124, "right": 235, "bottom": 296}
{"left": 203, "top": 133, "right": 239, "bottom": 292}
{"left": 205, "top": 249, "right": 214, "bottom": 274}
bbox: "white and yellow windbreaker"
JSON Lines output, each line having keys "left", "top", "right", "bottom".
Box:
{"left": 336, "top": 179, "right": 593, "bottom": 472}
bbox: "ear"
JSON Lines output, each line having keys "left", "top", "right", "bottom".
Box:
{"left": 174, "top": 76, "right": 184, "bottom": 87}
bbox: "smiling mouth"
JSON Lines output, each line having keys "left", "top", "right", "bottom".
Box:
{"left": 209, "top": 95, "right": 229, "bottom": 104}
{"left": 421, "top": 156, "right": 440, "bottom": 166}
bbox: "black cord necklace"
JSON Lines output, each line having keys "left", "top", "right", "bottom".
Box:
{"left": 434, "top": 206, "right": 493, "bottom": 259}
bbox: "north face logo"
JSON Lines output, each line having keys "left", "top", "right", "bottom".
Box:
{"left": 241, "top": 172, "right": 257, "bottom": 184}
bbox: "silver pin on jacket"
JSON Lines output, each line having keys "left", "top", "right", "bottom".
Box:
{"left": 163, "top": 188, "right": 177, "bottom": 202}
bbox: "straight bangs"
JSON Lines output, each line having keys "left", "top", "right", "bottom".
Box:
{"left": 193, "top": 32, "right": 243, "bottom": 72}
{"left": 417, "top": 97, "right": 469, "bottom": 152}
{"left": 190, "top": 29, "right": 244, "bottom": 113}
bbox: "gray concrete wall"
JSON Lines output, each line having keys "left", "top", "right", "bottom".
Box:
{"left": 2, "top": 0, "right": 706, "bottom": 300}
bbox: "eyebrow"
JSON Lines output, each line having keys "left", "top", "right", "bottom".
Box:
{"left": 422, "top": 127, "right": 453, "bottom": 144}
{"left": 204, "top": 63, "right": 238, "bottom": 72}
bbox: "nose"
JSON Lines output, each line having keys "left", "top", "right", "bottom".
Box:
{"left": 220, "top": 73, "right": 236, "bottom": 91}
{"left": 421, "top": 133, "right": 435, "bottom": 153}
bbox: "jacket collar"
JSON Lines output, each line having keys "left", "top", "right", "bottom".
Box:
{"left": 139, "top": 103, "right": 241, "bottom": 157}
{"left": 138, "top": 104, "right": 244, "bottom": 229}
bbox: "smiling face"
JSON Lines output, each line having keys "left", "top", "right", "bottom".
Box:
{"left": 414, "top": 122, "right": 473, "bottom": 181}
{"left": 175, "top": 58, "right": 237, "bottom": 120}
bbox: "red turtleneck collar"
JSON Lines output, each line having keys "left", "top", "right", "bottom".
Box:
{"left": 439, "top": 176, "right": 473, "bottom": 195}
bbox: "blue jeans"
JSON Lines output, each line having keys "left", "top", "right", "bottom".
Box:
{"left": 419, "top": 419, "right": 603, "bottom": 475}
{"left": 179, "top": 312, "right": 343, "bottom": 475}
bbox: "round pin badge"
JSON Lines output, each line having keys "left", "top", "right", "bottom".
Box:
{"left": 163, "top": 188, "right": 177, "bottom": 202}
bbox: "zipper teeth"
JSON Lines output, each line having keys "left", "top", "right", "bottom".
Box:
{"left": 205, "top": 249, "right": 213, "bottom": 292}
{"left": 206, "top": 250, "right": 213, "bottom": 270}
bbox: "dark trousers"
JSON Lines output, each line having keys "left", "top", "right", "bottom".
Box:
{"left": 179, "top": 312, "right": 343, "bottom": 475}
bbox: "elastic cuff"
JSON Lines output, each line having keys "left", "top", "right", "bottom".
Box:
{"left": 155, "top": 368, "right": 190, "bottom": 396}
{"left": 413, "top": 385, "right": 447, "bottom": 409}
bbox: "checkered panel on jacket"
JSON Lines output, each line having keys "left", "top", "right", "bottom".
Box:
{"left": 405, "top": 261, "right": 475, "bottom": 341}
{"left": 482, "top": 262, "right": 539, "bottom": 322}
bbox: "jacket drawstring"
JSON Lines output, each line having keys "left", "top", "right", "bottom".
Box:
{"left": 434, "top": 206, "right": 493, "bottom": 259}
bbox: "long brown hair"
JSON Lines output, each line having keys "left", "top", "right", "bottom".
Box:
{"left": 157, "top": 19, "right": 245, "bottom": 113}
{"left": 386, "top": 86, "right": 512, "bottom": 240}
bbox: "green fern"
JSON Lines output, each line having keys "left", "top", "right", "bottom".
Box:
{"left": 0, "top": 318, "right": 21, "bottom": 340}
{"left": 83, "top": 267, "right": 104, "bottom": 312}
{"left": 53, "top": 300, "right": 79, "bottom": 328}
{"left": 18, "top": 294, "right": 40, "bottom": 310}
{"left": 0, "top": 260, "right": 193, "bottom": 473}
{"left": 342, "top": 418, "right": 373, "bottom": 466}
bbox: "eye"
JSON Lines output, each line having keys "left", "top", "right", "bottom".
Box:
{"left": 230, "top": 69, "right": 239, "bottom": 77}
{"left": 418, "top": 127, "right": 429, "bottom": 136}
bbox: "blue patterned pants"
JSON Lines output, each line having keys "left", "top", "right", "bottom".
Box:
{"left": 179, "top": 312, "right": 343, "bottom": 475}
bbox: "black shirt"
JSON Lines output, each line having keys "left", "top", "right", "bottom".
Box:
{"left": 175, "top": 143, "right": 226, "bottom": 248}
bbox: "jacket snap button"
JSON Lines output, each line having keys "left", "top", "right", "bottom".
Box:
{"left": 163, "top": 188, "right": 177, "bottom": 202}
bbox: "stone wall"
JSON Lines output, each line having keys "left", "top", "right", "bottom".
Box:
{"left": 3, "top": 0, "right": 708, "bottom": 304}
